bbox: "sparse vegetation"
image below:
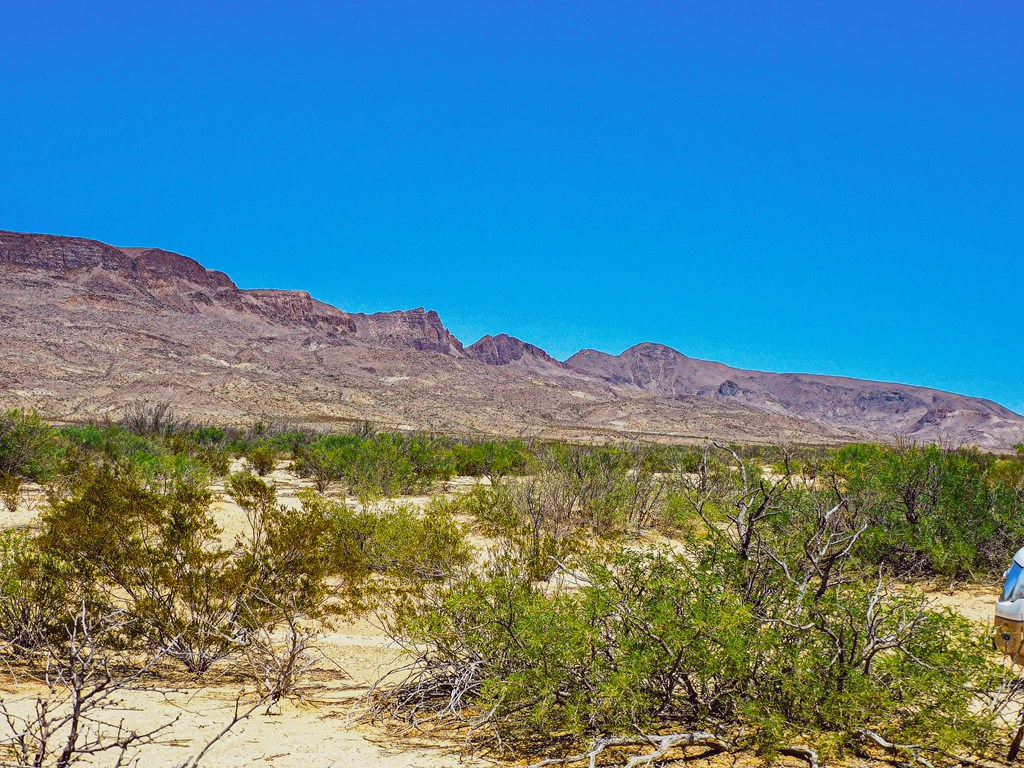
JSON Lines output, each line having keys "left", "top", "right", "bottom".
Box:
{"left": 2, "top": 411, "right": 1024, "bottom": 764}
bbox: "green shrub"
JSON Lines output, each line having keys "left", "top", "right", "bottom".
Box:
{"left": 0, "top": 409, "right": 57, "bottom": 481}
{"left": 835, "top": 441, "right": 1024, "bottom": 577}
{"left": 364, "top": 500, "right": 473, "bottom": 582}
{"left": 0, "top": 530, "right": 79, "bottom": 655}
{"left": 452, "top": 439, "right": 533, "bottom": 478}
{"left": 247, "top": 444, "right": 277, "bottom": 476}
{"left": 377, "top": 443, "right": 1015, "bottom": 761}
{"left": 293, "top": 432, "right": 455, "bottom": 497}
{"left": 38, "top": 469, "right": 372, "bottom": 673}
{"left": 382, "top": 541, "right": 1006, "bottom": 760}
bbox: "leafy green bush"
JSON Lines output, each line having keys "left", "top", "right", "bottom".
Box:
{"left": 363, "top": 499, "right": 473, "bottom": 582}
{"left": 0, "top": 530, "right": 80, "bottom": 656}
{"left": 449, "top": 443, "right": 668, "bottom": 578}
{"left": 246, "top": 444, "right": 278, "bottom": 476}
{"left": 383, "top": 546, "right": 1004, "bottom": 757}
{"left": 451, "top": 439, "right": 533, "bottom": 478}
{"left": 834, "top": 441, "right": 1024, "bottom": 577}
{"left": 37, "top": 469, "right": 373, "bottom": 673}
{"left": 55, "top": 421, "right": 234, "bottom": 489}
{"left": 0, "top": 409, "right": 57, "bottom": 481}
{"left": 293, "top": 432, "right": 456, "bottom": 497}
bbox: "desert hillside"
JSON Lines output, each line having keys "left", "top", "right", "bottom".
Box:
{"left": 2, "top": 229, "right": 1021, "bottom": 451}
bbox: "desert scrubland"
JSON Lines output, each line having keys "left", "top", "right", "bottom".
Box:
{"left": 1, "top": 408, "right": 1023, "bottom": 767}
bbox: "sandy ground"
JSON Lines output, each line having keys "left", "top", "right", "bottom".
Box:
{"left": 0, "top": 464, "right": 1006, "bottom": 767}
{"left": 923, "top": 581, "right": 999, "bottom": 626}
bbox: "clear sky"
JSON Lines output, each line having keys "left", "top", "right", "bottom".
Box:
{"left": 3, "top": 2, "right": 1022, "bottom": 413}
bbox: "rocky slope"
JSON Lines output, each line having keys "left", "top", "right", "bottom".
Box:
{"left": 2, "top": 229, "right": 1021, "bottom": 450}
{"left": 465, "top": 334, "right": 567, "bottom": 373}
{"left": 566, "top": 343, "right": 1024, "bottom": 450}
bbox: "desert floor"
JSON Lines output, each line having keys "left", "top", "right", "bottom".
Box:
{"left": 0, "top": 462, "right": 1004, "bottom": 767}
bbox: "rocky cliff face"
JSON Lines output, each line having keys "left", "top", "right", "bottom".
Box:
{"left": 466, "top": 334, "right": 565, "bottom": 370}
{"left": 0, "top": 231, "right": 466, "bottom": 348}
{"left": 2, "top": 229, "right": 1021, "bottom": 451}
{"left": 0, "top": 231, "right": 131, "bottom": 273}
{"left": 351, "top": 309, "right": 466, "bottom": 356}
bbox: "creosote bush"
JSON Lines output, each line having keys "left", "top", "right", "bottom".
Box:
{"left": 246, "top": 444, "right": 278, "bottom": 476}
{"left": 0, "top": 409, "right": 56, "bottom": 481}
{"left": 292, "top": 433, "right": 446, "bottom": 496}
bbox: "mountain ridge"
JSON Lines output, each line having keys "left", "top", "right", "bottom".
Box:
{"left": 2, "top": 229, "right": 1021, "bottom": 451}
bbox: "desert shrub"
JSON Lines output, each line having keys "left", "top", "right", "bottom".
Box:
{"left": 121, "top": 400, "right": 193, "bottom": 437}
{"left": 231, "top": 474, "right": 472, "bottom": 602}
{"left": 39, "top": 469, "right": 240, "bottom": 672}
{"left": 657, "top": 490, "right": 707, "bottom": 536}
{"left": 376, "top": 443, "right": 1013, "bottom": 761}
{"left": 451, "top": 439, "right": 533, "bottom": 478}
{"left": 537, "top": 443, "right": 669, "bottom": 535}
{"left": 381, "top": 548, "right": 1004, "bottom": 758}
{"left": 131, "top": 451, "right": 211, "bottom": 493}
{"left": 293, "top": 432, "right": 456, "bottom": 497}
{"left": 455, "top": 482, "right": 583, "bottom": 581}
{"left": 246, "top": 443, "right": 277, "bottom": 476}
{"left": 452, "top": 443, "right": 668, "bottom": 577}
{"left": 57, "top": 421, "right": 230, "bottom": 487}
{"left": 220, "top": 423, "right": 314, "bottom": 460}
{"left": 362, "top": 500, "right": 473, "bottom": 582}
{"left": 834, "top": 441, "right": 1024, "bottom": 577}
{"left": 0, "top": 530, "right": 81, "bottom": 656}
{"left": 37, "top": 469, "right": 375, "bottom": 674}
{"left": 231, "top": 479, "right": 372, "bottom": 617}
{"left": 405, "top": 435, "right": 457, "bottom": 484}
{"left": 0, "top": 409, "right": 57, "bottom": 481}
{"left": 0, "top": 471, "right": 23, "bottom": 515}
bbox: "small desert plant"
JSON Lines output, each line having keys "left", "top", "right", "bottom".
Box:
{"left": 292, "top": 432, "right": 446, "bottom": 497}
{"left": 362, "top": 499, "right": 473, "bottom": 582}
{"left": 0, "top": 530, "right": 80, "bottom": 656}
{"left": 0, "top": 408, "right": 56, "bottom": 481}
{"left": 246, "top": 444, "right": 277, "bottom": 476}
{"left": 451, "top": 438, "right": 534, "bottom": 479}
{"left": 121, "top": 400, "right": 192, "bottom": 437}
{"left": 239, "top": 595, "right": 320, "bottom": 713}
{"left": 0, "top": 471, "right": 23, "bottom": 515}
{"left": 38, "top": 470, "right": 366, "bottom": 674}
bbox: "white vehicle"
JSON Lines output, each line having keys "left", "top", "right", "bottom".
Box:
{"left": 995, "top": 546, "right": 1024, "bottom": 662}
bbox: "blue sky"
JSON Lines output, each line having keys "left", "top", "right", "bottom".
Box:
{"left": 3, "top": 1, "right": 1022, "bottom": 412}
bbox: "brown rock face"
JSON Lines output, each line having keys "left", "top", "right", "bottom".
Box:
{"left": 352, "top": 308, "right": 465, "bottom": 356}
{"left": 120, "top": 248, "right": 237, "bottom": 291}
{"left": 0, "top": 231, "right": 131, "bottom": 273}
{"left": 466, "top": 334, "right": 565, "bottom": 370}
{"left": 2, "top": 229, "right": 1022, "bottom": 451}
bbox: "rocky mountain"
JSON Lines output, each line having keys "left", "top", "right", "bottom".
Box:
{"left": 2, "top": 229, "right": 1021, "bottom": 451}
{"left": 566, "top": 343, "right": 1024, "bottom": 450}
{"left": 465, "top": 334, "right": 566, "bottom": 373}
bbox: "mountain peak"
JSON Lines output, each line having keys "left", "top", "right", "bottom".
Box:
{"left": 622, "top": 341, "right": 690, "bottom": 359}
{"left": 466, "top": 333, "right": 564, "bottom": 369}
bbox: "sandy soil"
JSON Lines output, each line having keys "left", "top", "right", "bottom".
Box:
{"left": 923, "top": 581, "right": 999, "bottom": 626}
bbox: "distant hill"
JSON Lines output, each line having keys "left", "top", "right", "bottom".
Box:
{"left": 2, "top": 229, "right": 1021, "bottom": 450}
